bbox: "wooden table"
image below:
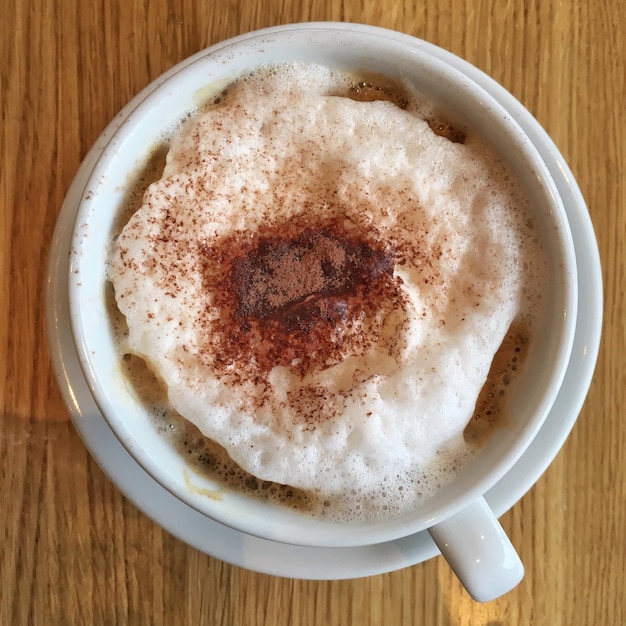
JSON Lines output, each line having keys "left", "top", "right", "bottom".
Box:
{"left": 2, "top": 1, "right": 624, "bottom": 624}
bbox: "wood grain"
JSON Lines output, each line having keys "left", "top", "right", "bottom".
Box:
{"left": 1, "top": 0, "right": 624, "bottom": 624}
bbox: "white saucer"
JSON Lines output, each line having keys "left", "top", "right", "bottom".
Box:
{"left": 46, "top": 23, "right": 602, "bottom": 580}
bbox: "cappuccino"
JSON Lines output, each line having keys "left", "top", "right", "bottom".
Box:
{"left": 109, "top": 63, "right": 546, "bottom": 521}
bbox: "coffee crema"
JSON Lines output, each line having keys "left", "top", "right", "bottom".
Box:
{"left": 109, "top": 63, "right": 547, "bottom": 522}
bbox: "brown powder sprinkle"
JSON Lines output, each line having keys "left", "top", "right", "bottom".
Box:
{"left": 197, "top": 217, "right": 405, "bottom": 386}
{"left": 231, "top": 225, "right": 395, "bottom": 327}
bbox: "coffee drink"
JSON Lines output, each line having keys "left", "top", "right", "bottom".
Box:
{"left": 109, "top": 63, "right": 547, "bottom": 522}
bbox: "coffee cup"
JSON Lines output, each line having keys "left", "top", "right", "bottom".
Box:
{"left": 67, "top": 24, "right": 578, "bottom": 601}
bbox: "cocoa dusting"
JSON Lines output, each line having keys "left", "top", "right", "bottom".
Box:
{"left": 232, "top": 227, "right": 394, "bottom": 330}
{"left": 198, "top": 217, "right": 403, "bottom": 391}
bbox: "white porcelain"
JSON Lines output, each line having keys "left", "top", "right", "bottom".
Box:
{"left": 429, "top": 497, "right": 524, "bottom": 601}
{"left": 48, "top": 23, "right": 601, "bottom": 594}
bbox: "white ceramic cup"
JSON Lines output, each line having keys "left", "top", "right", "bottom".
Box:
{"left": 68, "top": 24, "right": 578, "bottom": 601}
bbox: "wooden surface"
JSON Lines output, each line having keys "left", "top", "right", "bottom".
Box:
{"left": 1, "top": 0, "right": 624, "bottom": 624}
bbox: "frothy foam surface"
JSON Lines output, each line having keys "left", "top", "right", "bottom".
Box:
{"left": 110, "top": 63, "right": 545, "bottom": 521}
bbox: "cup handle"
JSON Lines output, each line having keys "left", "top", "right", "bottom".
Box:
{"left": 428, "top": 496, "right": 524, "bottom": 602}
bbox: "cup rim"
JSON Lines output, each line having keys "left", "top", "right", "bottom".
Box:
{"left": 68, "top": 22, "right": 578, "bottom": 547}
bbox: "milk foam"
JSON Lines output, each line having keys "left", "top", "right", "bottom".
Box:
{"left": 110, "top": 63, "right": 545, "bottom": 521}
